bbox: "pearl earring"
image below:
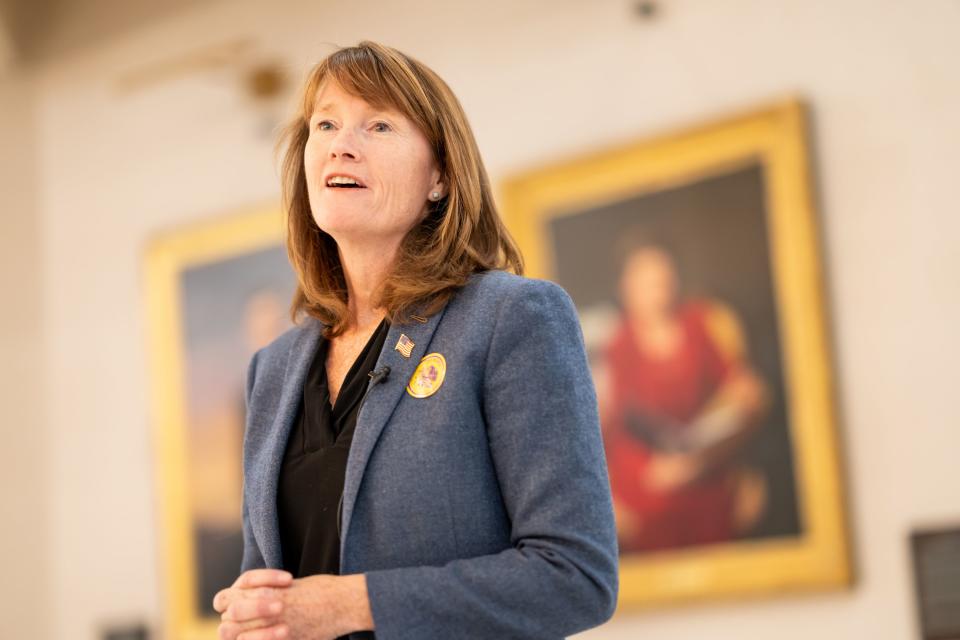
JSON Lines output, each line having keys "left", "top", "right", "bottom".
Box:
{"left": 430, "top": 191, "right": 441, "bottom": 201}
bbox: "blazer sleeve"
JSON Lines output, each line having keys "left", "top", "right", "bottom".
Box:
{"left": 362, "top": 278, "right": 620, "bottom": 639}
{"left": 240, "top": 348, "right": 268, "bottom": 572}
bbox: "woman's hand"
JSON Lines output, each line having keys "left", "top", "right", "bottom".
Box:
{"left": 214, "top": 569, "right": 293, "bottom": 639}
{"left": 214, "top": 570, "right": 374, "bottom": 640}
{"left": 642, "top": 452, "right": 704, "bottom": 492}
{"left": 268, "top": 573, "right": 373, "bottom": 639}
{"left": 612, "top": 495, "right": 644, "bottom": 540}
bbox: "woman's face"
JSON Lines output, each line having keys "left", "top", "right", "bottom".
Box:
{"left": 304, "top": 80, "right": 444, "bottom": 248}
{"left": 619, "top": 247, "right": 679, "bottom": 318}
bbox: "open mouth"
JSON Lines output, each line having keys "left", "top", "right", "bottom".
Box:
{"left": 326, "top": 175, "right": 367, "bottom": 188}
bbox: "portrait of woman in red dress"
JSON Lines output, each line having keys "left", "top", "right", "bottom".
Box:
{"left": 599, "top": 240, "right": 771, "bottom": 553}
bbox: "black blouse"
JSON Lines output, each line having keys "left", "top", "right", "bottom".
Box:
{"left": 277, "top": 317, "right": 391, "bottom": 580}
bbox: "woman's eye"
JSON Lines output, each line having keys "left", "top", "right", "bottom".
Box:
{"left": 317, "top": 120, "right": 333, "bottom": 131}
{"left": 372, "top": 121, "right": 391, "bottom": 132}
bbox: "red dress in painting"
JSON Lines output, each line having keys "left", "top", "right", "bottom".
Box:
{"left": 602, "top": 299, "right": 737, "bottom": 552}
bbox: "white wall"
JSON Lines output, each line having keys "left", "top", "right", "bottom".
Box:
{"left": 15, "top": 0, "right": 960, "bottom": 638}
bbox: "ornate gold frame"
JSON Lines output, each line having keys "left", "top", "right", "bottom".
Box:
{"left": 499, "top": 98, "right": 851, "bottom": 609}
{"left": 144, "top": 204, "right": 284, "bottom": 640}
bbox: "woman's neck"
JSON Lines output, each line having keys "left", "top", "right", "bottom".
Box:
{"left": 337, "top": 238, "right": 399, "bottom": 332}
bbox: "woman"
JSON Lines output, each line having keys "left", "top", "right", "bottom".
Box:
{"left": 599, "top": 239, "right": 769, "bottom": 552}
{"left": 212, "top": 41, "right": 618, "bottom": 640}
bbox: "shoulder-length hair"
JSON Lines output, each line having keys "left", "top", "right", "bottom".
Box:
{"left": 276, "top": 40, "right": 523, "bottom": 337}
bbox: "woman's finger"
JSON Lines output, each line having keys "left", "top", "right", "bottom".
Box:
{"left": 214, "top": 583, "right": 287, "bottom": 616}
{"left": 235, "top": 622, "right": 289, "bottom": 640}
{"left": 239, "top": 586, "right": 285, "bottom": 600}
{"left": 212, "top": 587, "right": 235, "bottom": 614}
{"left": 223, "top": 597, "right": 283, "bottom": 623}
{"left": 234, "top": 569, "right": 293, "bottom": 589}
{"left": 216, "top": 570, "right": 292, "bottom": 615}
{"left": 219, "top": 619, "right": 288, "bottom": 640}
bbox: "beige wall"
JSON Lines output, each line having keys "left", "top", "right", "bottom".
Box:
{"left": 0, "top": 68, "right": 47, "bottom": 639}
{"left": 4, "top": 0, "right": 958, "bottom": 638}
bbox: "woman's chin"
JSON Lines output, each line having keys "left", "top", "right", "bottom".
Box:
{"left": 314, "top": 223, "right": 393, "bottom": 248}
{"left": 313, "top": 212, "right": 370, "bottom": 235}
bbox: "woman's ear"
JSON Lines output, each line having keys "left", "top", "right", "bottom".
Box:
{"left": 430, "top": 165, "right": 445, "bottom": 198}
{"left": 428, "top": 177, "right": 446, "bottom": 201}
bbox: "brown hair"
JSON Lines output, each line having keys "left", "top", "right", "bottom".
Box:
{"left": 276, "top": 40, "right": 523, "bottom": 337}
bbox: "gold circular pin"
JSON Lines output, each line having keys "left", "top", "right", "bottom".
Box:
{"left": 406, "top": 352, "right": 446, "bottom": 398}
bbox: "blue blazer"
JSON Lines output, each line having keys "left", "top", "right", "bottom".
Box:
{"left": 241, "top": 269, "right": 619, "bottom": 639}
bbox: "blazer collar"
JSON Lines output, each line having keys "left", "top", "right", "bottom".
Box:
{"left": 254, "top": 300, "right": 449, "bottom": 568}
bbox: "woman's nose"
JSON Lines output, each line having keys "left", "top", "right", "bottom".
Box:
{"left": 328, "top": 126, "right": 361, "bottom": 160}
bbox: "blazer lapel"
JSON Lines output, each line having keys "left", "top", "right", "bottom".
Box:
{"left": 252, "top": 317, "right": 322, "bottom": 568}
{"left": 339, "top": 301, "right": 449, "bottom": 561}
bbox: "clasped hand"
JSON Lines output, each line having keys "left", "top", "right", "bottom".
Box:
{"left": 212, "top": 569, "right": 362, "bottom": 640}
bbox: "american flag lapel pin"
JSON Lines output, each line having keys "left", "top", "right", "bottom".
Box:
{"left": 394, "top": 333, "right": 415, "bottom": 358}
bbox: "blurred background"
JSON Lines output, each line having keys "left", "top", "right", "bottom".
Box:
{"left": 1, "top": 0, "right": 958, "bottom": 638}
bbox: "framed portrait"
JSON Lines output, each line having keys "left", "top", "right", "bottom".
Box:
{"left": 499, "top": 98, "right": 851, "bottom": 608}
{"left": 144, "top": 206, "right": 296, "bottom": 639}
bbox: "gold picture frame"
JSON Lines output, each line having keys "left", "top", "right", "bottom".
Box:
{"left": 499, "top": 98, "right": 851, "bottom": 609}
{"left": 144, "top": 204, "right": 294, "bottom": 640}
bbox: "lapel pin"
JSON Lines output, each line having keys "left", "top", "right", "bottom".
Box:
{"left": 394, "top": 333, "right": 415, "bottom": 358}
{"left": 410, "top": 314, "right": 428, "bottom": 323}
{"left": 406, "top": 353, "right": 447, "bottom": 398}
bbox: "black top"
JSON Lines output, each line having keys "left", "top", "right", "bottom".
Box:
{"left": 277, "top": 317, "right": 391, "bottom": 580}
